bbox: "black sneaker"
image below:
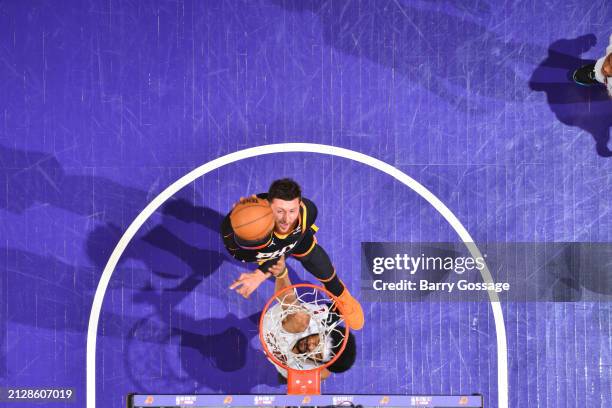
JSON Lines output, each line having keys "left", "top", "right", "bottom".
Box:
{"left": 573, "top": 63, "right": 599, "bottom": 86}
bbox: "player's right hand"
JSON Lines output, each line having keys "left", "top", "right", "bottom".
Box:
{"left": 268, "top": 255, "right": 286, "bottom": 277}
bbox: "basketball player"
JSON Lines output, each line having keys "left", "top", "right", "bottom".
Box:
{"left": 261, "top": 256, "right": 357, "bottom": 380}
{"left": 573, "top": 34, "right": 612, "bottom": 96}
{"left": 222, "top": 178, "right": 364, "bottom": 330}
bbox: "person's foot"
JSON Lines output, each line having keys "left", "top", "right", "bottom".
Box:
{"left": 335, "top": 287, "right": 364, "bottom": 330}
{"left": 573, "top": 63, "right": 599, "bottom": 86}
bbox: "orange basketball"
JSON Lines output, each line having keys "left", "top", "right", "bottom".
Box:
{"left": 230, "top": 197, "right": 274, "bottom": 241}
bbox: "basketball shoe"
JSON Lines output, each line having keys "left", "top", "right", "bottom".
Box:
{"left": 335, "top": 287, "right": 364, "bottom": 330}
{"left": 573, "top": 63, "right": 599, "bottom": 86}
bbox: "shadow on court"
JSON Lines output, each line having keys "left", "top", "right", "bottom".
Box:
{"left": 0, "top": 144, "right": 288, "bottom": 391}
{"left": 541, "top": 243, "right": 612, "bottom": 301}
{"left": 125, "top": 310, "right": 279, "bottom": 392}
{"left": 529, "top": 34, "right": 612, "bottom": 157}
{"left": 272, "top": 0, "right": 540, "bottom": 111}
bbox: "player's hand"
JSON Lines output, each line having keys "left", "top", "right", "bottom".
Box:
{"left": 229, "top": 269, "right": 268, "bottom": 298}
{"left": 232, "top": 194, "right": 258, "bottom": 208}
{"left": 268, "top": 255, "right": 286, "bottom": 277}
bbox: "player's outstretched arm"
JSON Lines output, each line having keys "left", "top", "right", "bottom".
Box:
{"left": 270, "top": 256, "right": 295, "bottom": 304}
{"left": 270, "top": 257, "right": 311, "bottom": 333}
{"left": 228, "top": 256, "right": 285, "bottom": 299}
{"left": 229, "top": 269, "right": 270, "bottom": 298}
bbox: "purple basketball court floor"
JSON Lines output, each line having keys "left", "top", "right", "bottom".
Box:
{"left": 0, "top": 1, "right": 610, "bottom": 407}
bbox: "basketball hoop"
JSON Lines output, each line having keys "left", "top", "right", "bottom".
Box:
{"left": 259, "top": 283, "right": 350, "bottom": 395}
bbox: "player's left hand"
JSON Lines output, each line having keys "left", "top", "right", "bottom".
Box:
{"left": 229, "top": 269, "right": 268, "bottom": 298}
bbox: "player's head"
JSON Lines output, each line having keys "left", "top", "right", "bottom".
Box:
{"left": 293, "top": 333, "right": 321, "bottom": 355}
{"left": 292, "top": 327, "right": 356, "bottom": 374}
{"left": 268, "top": 178, "right": 302, "bottom": 234}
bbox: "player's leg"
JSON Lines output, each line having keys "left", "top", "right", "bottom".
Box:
{"left": 293, "top": 243, "right": 364, "bottom": 330}
{"left": 292, "top": 237, "right": 342, "bottom": 294}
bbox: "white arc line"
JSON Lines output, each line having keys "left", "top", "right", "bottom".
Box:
{"left": 86, "top": 143, "right": 507, "bottom": 408}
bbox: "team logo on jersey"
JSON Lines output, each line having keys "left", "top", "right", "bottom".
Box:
{"left": 255, "top": 242, "right": 297, "bottom": 259}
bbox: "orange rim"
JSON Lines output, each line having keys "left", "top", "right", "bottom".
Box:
{"left": 258, "top": 283, "right": 350, "bottom": 373}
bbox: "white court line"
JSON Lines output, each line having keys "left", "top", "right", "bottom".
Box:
{"left": 86, "top": 143, "right": 508, "bottom": 408}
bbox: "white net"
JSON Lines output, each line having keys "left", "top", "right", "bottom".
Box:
{"left": 261, "top": 285, "right": 346, "bottom": 371}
